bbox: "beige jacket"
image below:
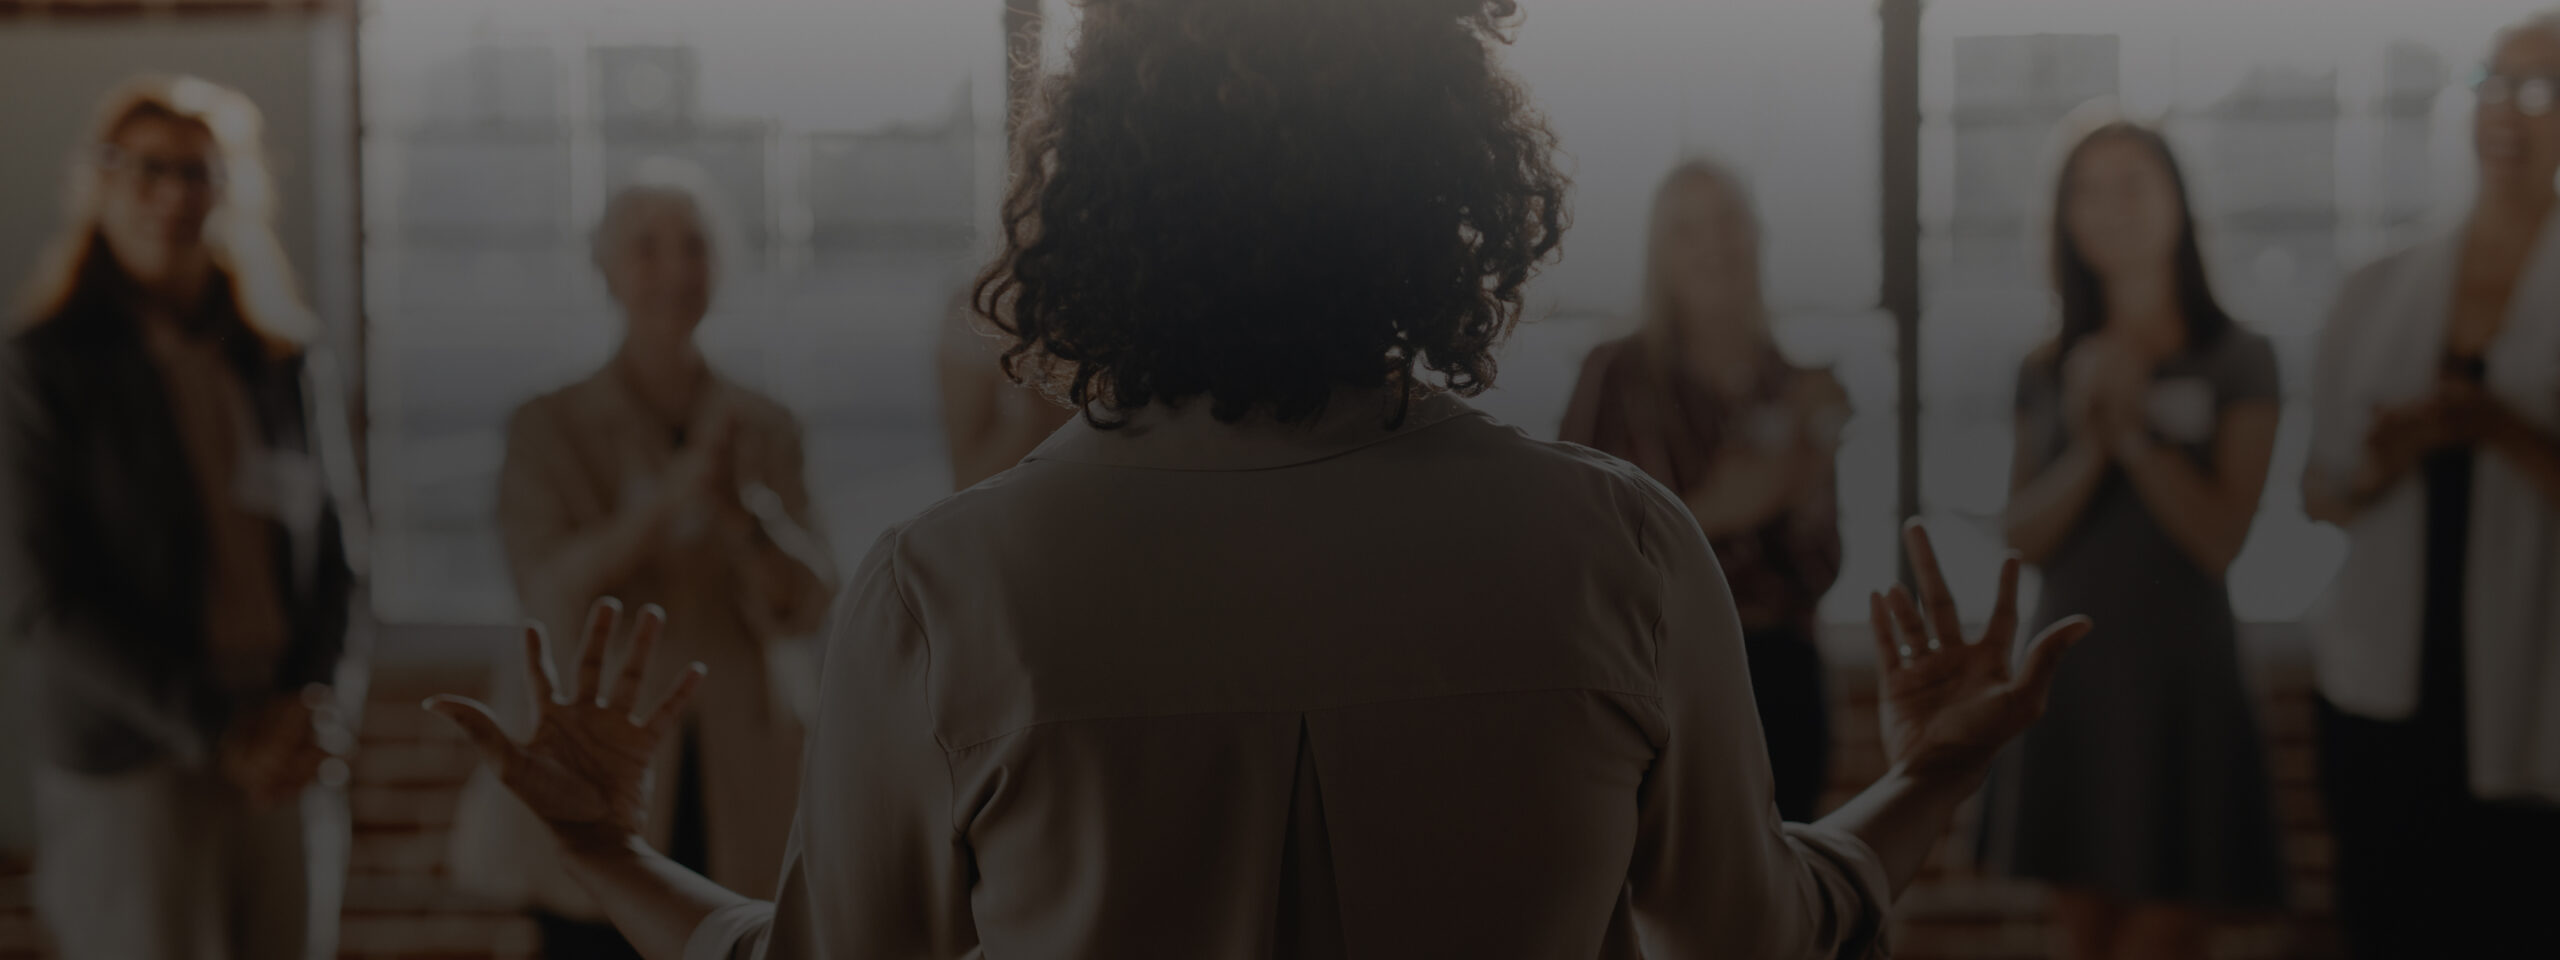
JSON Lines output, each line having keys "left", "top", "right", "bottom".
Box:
{"left": 449, "top": 366, "right": 835, "bottom": 917}
{"left": 687, "top": 389, "right": 1890, "bottom": 959}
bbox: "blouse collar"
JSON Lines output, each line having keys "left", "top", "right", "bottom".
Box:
{"left": 1024, "top": 386, "right": 1480, "bottom": 473}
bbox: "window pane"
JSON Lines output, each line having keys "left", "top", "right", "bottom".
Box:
{"left": 1918, "top": 0, "right": 2541, "bottom": 619}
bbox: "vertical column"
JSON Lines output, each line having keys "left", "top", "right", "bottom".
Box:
{"left": 1880, "top": 0, "right": 1923, "bottom": 582}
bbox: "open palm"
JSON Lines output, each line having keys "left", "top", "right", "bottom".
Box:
{"left": 1869, "top": 523, "right": 2091, "bottom": 778}
{"left": 428, "top": 599, "right": 706, "bottom": 847}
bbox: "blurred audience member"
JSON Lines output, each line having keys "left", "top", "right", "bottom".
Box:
{"left": 1562, "top": 159, "right": 1849, "bottom": 821}
{"left": 1988, "top": 115, "right": 2289, "bottom": 960}
{"left": 937, "top": 283, "right": 1072, "bottom": 490}
{"left": 2302, "top": 14, "right": 2560, "bottom": 958}
{"left": 0, "top": 75, "right": 356, "bottom": 960}
{"left": 445, "top": 169, "right": 837, "bottom": 960}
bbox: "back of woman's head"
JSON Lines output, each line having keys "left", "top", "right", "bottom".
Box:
{"left": 16, "top": 74, "right": 311, "bottom": 351}
{"left": 977, "top": 0, "right": 1570, "bottom": 426}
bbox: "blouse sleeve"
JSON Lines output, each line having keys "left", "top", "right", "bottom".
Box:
{"left": 686, "top": 527, "right": 979, "bottom": 960}
{"left": 738, "top": 407, "right": 839, "bottom": 638}
{"left": 1620, "top": 471, "right": 1891, "bottom": 959}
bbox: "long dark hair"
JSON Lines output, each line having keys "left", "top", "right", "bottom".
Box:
{"left": 2048, "top": 122, "right": 2232, "bottom": 365}
{"left": 973, "top": 0, "right": 1570, "bottom": 428}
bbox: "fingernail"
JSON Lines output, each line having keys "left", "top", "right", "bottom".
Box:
{"left": 640, "top": 603, "right": 668, "bottom": 620}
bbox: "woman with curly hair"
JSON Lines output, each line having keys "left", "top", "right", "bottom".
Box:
{"left": 426, "top": 2, "right": 2087, "bottom": 957}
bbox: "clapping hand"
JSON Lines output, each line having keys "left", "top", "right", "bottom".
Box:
{"left": 426, "top": 599, "right": 707, "bottom": 851}
{"left": 219, "top": 684, "right": 349, "bottom": 810}
{"left": 2063, "top": 335, "right": 2151, "bottom": 455}
{"left": 1869, "top": 523, "right": 2091, "bottom": 778}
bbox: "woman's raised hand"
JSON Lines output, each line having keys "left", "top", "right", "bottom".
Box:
{"left": 426, "top": 598, "right": 706, "bottom": 850}
{"left": 1869, "top": 522, "right": 2091, "bottom": 780}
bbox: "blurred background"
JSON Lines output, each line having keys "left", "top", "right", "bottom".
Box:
{"left": 0, "top": 0, "right": 2549, "bottom": 957}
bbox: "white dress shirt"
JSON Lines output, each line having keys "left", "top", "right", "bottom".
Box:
{"left": 686, "top": 388, "right": 1890, "bottom": 959}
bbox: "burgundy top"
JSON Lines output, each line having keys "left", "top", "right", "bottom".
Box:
{"left": 1560, "top": 337, "right": 1843, "bottom": 634}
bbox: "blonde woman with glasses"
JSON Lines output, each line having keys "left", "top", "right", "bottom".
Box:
{"left": 0, "top": 75, "right": 357, "bottom": 960}
{"left": 2303, "top": 12, "right": 2560, "bottom": 958}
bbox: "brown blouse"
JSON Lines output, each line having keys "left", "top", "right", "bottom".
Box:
{"left": 1561, "top": 337, "right": 1843, "bottom": 633}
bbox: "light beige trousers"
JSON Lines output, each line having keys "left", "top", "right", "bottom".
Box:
{"left": 30, "top": 764, "right": 308, "bottom": 960}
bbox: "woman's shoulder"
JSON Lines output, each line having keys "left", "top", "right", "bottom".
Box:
{"left": 1456, "top": 409, "right": 1695, "bottom": 552}
{"left": 504, "top": 377, "right": 592, "bottom": 431}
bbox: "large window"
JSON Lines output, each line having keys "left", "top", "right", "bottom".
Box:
{"left": 363, "top": 0, "right": 1007, "bottom": 623}
{"left": 1915, "top": 0, "right": 2547, "bottom": 618}
{"left": 369, "top": 1, "right": 2528, "bottom": 629}
{"left": 363, "top": 0, "right": 1897, "bottom": 626}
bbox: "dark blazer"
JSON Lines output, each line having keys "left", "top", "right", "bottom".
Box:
{"left": 0, "top": 282, "right": 353, "bottom": 776}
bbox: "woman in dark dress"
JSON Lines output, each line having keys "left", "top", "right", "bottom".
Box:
{"left": 1990, "top": 118, "right": 2289, "bottom": 960}
{"left": 1562, "top": 159, "right": 1851, "bottom": 821}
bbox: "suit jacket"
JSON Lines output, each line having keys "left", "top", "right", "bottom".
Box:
{"left": 0, "top": 285, "right": 353, "bottom": 776}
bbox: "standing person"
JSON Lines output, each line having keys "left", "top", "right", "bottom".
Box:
{"left": 1562, "top": 159, "right": 1851, "bottom": 821}
{"left": 444, "top": 171, "right": 837, "bottom": 960}
{"left": 938, "top": 282, "right": 1073, "bottom": 490}
{"left": 0, "top": 75, "right": 357, "bottom": 960}
{"left": 423, "top": 2, "right": 2090, "bottom": 958}
{"left": 2302, "top": 15, "right": 2560, "bottom": 957}
{"left": 1988, "top": 116, "right": 2290, "bottom": 960}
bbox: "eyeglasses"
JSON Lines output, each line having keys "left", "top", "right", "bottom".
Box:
{"left": 2474, "top": 68, "right": 2560, "bottom": 118}
{"left": 93, "top": 145, "right": 225, "bottom": 190}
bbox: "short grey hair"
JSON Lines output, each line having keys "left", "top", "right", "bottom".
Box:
{"left": 588, "top": 157, "right": 735, "bottom": 272}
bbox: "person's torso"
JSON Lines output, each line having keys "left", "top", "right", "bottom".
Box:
{"left": 884, "top": 396, "right": 1680, "bottom": 956}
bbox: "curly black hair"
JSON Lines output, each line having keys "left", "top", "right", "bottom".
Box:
{"left": 974, "top": 0, "right": 1570, "bottom": 426}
